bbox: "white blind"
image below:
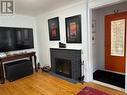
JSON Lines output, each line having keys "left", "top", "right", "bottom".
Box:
{"left": 111, "top": 19, "right": 125, "bottom": 56}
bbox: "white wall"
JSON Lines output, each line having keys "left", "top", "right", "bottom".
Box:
{"left": 92, "top": 1, "right": 127, "bottom": 72}
{"left": 36, "top": 1, "right": 91, "bottom": 81}
{"left": 0, "top": 15, "right": 39, "bottom": 63}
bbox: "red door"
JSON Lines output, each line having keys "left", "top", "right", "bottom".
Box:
{"left": 105, "top": 11, "right": 127, "bottom": 73}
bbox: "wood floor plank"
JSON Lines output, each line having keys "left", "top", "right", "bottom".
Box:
{"left": 0, "top": 70, "right": 126, "bottom": 95}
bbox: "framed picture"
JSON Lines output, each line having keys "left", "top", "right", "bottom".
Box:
{"left": 48, "top": 17, "right": 60, "bottom": 41}
{"left": 65, "top": 15, "right": 81, "bottom": 43}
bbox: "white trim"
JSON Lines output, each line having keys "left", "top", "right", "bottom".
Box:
{"left": 87, "top": 3, "right": 93, "bottom": 82}
{"left": 93, "top": 80, "right": 125, "bottom": 92}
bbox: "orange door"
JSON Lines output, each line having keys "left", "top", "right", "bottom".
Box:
{"left": 105, "top": 11, "right": 127, "bottom": 73}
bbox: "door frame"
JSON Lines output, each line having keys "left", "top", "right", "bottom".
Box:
{"left": 87, "top": 0, "right": 127, "bottom": 92}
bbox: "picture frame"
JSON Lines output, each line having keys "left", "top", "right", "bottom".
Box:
{"left": 48, "top": 17, "right": 60, "bottom": 41}
{"left": 65, "top": 15, "right": 82, "bottom": 43}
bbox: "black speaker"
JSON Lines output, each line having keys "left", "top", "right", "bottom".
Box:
{"left": 4, "top": 60, "right": 33, "bottom": 81}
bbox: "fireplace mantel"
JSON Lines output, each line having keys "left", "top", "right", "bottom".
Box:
{"left": 50, "top": 48, "right": 81, "bottom": 51}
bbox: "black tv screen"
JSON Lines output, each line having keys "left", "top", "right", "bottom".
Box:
{"left": 0, "top": 27, "right": 34, "bottom": 52}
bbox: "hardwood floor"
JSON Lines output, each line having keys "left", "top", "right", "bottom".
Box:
{"left": 0, "top": 70, "right": 126, "bottom": 95}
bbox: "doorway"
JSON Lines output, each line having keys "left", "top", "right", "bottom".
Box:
{"left": 91, "top": 1, "right": 127, "bottom": 89}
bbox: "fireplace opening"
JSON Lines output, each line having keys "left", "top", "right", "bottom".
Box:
{"left": 55, "top": 58, "right": 72, "bottom": 78}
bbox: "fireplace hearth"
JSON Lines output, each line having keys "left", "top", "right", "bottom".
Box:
{"left": 50, "top": 48, "right": 81, "bottom": 81}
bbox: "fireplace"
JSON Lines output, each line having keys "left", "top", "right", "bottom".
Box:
{"left": 55, "top": 58, "right": 72, "bottom": 78}
{"left": 50, "top": 48, "right": 81, "bottom": 81}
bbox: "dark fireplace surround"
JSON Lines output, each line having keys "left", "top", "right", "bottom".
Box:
{"left": 50, "top": 48, "right": 81, "bottom": 80}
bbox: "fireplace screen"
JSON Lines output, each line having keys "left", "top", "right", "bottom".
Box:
{"left": 55, "top": 58, "right": 72, "bottom": 78}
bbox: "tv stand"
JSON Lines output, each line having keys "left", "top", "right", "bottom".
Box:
{"left": 0, "top": 52, "right": 37, "bottom": 84}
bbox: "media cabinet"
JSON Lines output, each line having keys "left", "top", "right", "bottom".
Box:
{"left": 5, "top": 59, "right": 33, "bottom": 81}
{"left": 0, "top": 52, "right": 37, "bottom": 84}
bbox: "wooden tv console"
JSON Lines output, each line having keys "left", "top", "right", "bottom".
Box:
{"left": 0, "top": 52, "right": 38, "bottom": 84}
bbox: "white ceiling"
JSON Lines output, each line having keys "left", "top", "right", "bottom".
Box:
{"left": 15, "top": 0, "right": 83, "bottom": 16}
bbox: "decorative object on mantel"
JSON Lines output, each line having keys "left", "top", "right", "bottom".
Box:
{"left": 59, "top": 42, "right": 66, "bottom": 48}
{"left": 65, "top": 15, "right": 82, "bottom": 43}
{"left": 77, "top": 86, "right": 110, "bottom": 95}
{"left": 48, "top": 17, "right": 60, "bottom": 41}
{"left": 41, "top": 65, "right": 51, "bottom": 72}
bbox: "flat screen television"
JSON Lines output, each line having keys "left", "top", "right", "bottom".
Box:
{"left": 0, "top": 27, "right": 34, "bottom": 52}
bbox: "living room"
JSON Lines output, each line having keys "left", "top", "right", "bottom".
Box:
{"left": 0, "top": 0, "right": 127, "bottom": 95}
